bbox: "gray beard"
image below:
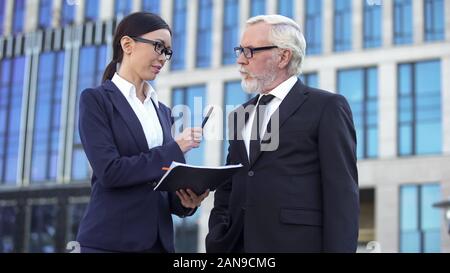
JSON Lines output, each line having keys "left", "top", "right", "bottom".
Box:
{"left": 240, "top": 68, "right": 277, "bottom": 94}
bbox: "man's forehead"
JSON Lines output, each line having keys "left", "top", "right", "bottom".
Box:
{"left": 241, "top": 22, "right": 271, "bottom": 47}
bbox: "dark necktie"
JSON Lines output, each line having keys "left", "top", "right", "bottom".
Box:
{"left": 249, "top": 94, "right": 275, "bottom": 164}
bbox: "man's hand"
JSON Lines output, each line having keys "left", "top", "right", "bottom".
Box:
{"left": 176, "top": 189, "right": 210, "bottom": 209}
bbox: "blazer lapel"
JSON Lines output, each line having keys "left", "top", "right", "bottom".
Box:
{"left": 151, "top": 100, "right": 172, "bottom": 145}
{"left": 103, "top": 80, "right": 149, "bottom": 152}
{"left": 250, "top": 80, "right": 309, "bottom": 167}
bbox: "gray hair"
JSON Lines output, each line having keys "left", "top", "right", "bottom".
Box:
{"left": 246, "top": 15, "right": 306, "bottom": 76}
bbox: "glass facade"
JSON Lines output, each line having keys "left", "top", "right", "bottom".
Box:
{"left": 250, "top": 0, "right": 266, "bottom": 17}
{"left": 38, "top": 0, "right": 52, "bottom": 29}
{"left": 0, "top": 205, "right": 18, "bottom": 252}
{"left": 171, "top": 0, "right": 187, "bottom": 71}
{"left": 223, "top": 81, "right": 251, "bottom": 164}
{"left": 302, "top": 73, "right": 319, "bottom": 88}
{"left": 334, "top": 0, "right": 352, "bottom": 52}
{"left": 277, "top": 0, "right": 294, "bottom": 19}
{"left": 363, "top": 0, "right": 382, "bottom": 48}
{"left": 222, "top": 0, "right": 239, "bottom": 65}
{"left": 61, "top": 0, "right": 75, "bottom": 26}
{"left": 31, "top": 51, "right": 65, "bottom": 183}
{"left": 72, "top": 45, "right": 107, "bottom": 181}
{"left": 398, "top": 60, "right": 441, "bottom": 156}
{"left": 28, "top": 203, "right": 58, "bottom": 253}
{"left": 424, "top": 0, "right": 445, "bottom": 41}
{"left": 0, "top": 57, "right": 25, "bottom": 185}
{"left": 84, "top": 0, "right": 99, "bottom": 22}
{"left": 141, "top": 0, "right": 160, "bottom": 14}
{"left": 338, "top": 67, "right": 378, "bottom": 159}
{"left": 305, "top": 0, "right": 322, "bottom": 55}
{"left": 196, "top": 0, "right": 213, "bottom": 68}
{"left": 12, "top": 0, "right": 25, "bottom": 34}
{"left": 114, "top": 0, "right": 133, "bottom": 18}
{"left": 172, "top": 86, "right": 206, "bottom": 166}
{"left": 400, "top": 184, "right": 441, "bottom": 253}
{"left": 394, "top": 0, "right": 413, "bottom": 45}
{"left": 0, "top": 0, "right": 5, "bottom": 35}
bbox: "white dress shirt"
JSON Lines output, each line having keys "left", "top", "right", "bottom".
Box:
{"left": 243, "top": 75, "right": 298, "bottom": 159}
{"left": 112, "top": 73, "right": 164, "bottom": 150}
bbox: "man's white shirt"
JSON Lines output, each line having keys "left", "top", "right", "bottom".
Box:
{"left": 243, "top": 75, "right": 298, "bottom": 159}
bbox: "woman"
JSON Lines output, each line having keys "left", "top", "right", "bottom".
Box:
{"left": 76, "top": 12, "right": 209, "bottom": 253}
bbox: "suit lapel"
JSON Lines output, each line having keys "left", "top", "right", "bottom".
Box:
{"left": 151, "top": 100, "right": 172, "bottom": 145}
{"left": 238, "top": 95, "right": 259, "bottom": 166}
{"left": 103, "top": 80, "right": 149, "bottom": 152}
{"left": 250, "top": 80, "right": 309, "bottom": 167}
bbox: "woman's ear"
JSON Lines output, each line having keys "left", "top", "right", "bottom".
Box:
{"left": 278, "top": 49, "right": 292, "bottom": 70}
{"left": 120, "top": 36, "right": 134, "bottom": 55}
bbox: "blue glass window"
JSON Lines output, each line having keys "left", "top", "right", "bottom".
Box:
{"left": 334, "top": 0, "right": 352, "bottom": 52}
{"left": 0, "top": 0, "right": 6, "bottom": 35}
{"left": 61, "top": 0, "right": 76, "bottom": 26}
{"left": 141, "top": 0, "right": 160, "bottom": 14}
{"left": 31, "top": 52, "right": 65, "bottom": 183}
{"left": 84, "top": 0, "right": 99, "bottom": 22}
{"left": 114, "top": 0, "right": 133, "bottom": 18}
{"left": 223, "top": 81, "right": 251, "bottom": 164}
{"left": 398, "top": 60, "right": 441, "bottom": 156}
{"left": 38, "top": 0, "right": 52, "bottom": 29}
{"left": 305, "top": 0, "right": 322, "bottom": 55}
{"left": 364, "top": 0, "right": 382, "bottom": 48}
{"left": 0, "top": 206, "right": 18, "bottom": 252}
{"left": 222, "top": 0, "right": 239, "bottom": 65}
{"left": 394, "top": 0, "right": 413, "bottom": 44}
{"left": 12, "top": 0, "right": 25, "bottom": 34}
{"left": 424, "top": 0, "right": 445, "bottom": 41}
{"left": 172, "top": 85, "right": 206, "bottom": 166}
{"left": 29, "top": 203, "right": 58, "bottom": 253}
{"left": 338, "top": 67, "right": 378, "bottom": 159}
{"left": 277, "top": 0, "right": 294, "bottom": 19}
{"left": 0, "top": 57, "right": 26, "bottom": 185}
{"left": 171, "top": 0, "right": 187, "bottom": 71}
{"left": 72, "top": 45, "right": 107, "bottom": 181}
{"left": 400, "top": 184, "right": 441, "bottom": 253}
{"left": 250, "top": 0, "right": 266, "bottom": 17}
{"left": 302, "top": 73, "right": 319, "bottom": 88}
{"left": 196, "top": 0, "right": 213, "bottom": 68}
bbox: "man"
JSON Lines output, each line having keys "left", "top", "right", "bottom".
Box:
{"left": 206, "top": 15, "right": 359, "bottom": 253}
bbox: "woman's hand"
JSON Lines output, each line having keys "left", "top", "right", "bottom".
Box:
{"left": 176, "top": 189, "right": 210, "bottom": 209}
{"left": 175, "top": 127, "right": 202, "bottom": 153}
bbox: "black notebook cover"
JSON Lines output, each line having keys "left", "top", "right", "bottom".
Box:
{"left": 154, "top": 162, "right": 243, "bottom": 195}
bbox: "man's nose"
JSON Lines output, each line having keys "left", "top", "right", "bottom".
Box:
{"left": 236, "top": 52, "right": 248, "bottom": 65}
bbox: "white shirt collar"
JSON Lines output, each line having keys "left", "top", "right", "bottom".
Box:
{"left": 112, "top": 73, "right": 159, "bottom": 108}
{"left": 259, "top": 75, "right": 298, "bottom": 103}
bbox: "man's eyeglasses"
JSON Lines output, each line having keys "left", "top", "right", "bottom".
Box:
{"left": 234, "top": 46, "right": 278, "bottom": 59}
{"left": 131, "top": 37, "right": 173, "bottom": 61}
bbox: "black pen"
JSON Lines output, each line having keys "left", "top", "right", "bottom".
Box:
{"left": 202, "top": 106, "right": 214, "bottom": 129}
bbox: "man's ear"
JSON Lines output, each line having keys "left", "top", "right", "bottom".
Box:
{"left": 120, "top": 36, "right": 134, "bottom": 55}
{"left": 278, "top": 49, "right": 292, "bottom": 70}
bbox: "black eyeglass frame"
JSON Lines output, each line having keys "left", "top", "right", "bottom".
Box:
{"left": 233, "top": 45, "right": 279, "bottom": 59}
{"left": 131, "top": 36, "right": 173, "bottom": 60}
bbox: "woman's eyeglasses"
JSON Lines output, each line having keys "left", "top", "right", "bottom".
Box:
{"left": 131, "top": 37, "right": 173, "bottom": 61}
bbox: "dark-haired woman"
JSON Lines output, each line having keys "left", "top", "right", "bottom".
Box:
{"left": 76, "top": 12, "right": 209, "bottom": 253}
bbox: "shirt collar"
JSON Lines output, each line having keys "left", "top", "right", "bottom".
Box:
{"left": 112, "top": 73, "right": 159, "bottom": 108}
{"left": 260, "top": 75, "right": 298, "bottom": 103}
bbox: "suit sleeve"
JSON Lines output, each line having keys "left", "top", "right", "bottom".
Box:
{"left": 78, "top": 89, "right": 185, "bottom": 189}
{"left": 318, "top": 94, "right": 359, "bottom": 252}
{"left": 205, "top": 114, "right": 235, "bottom": 252}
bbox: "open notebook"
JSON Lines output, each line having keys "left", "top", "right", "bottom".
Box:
{"left": 154, "top": 161, "right": 243, "bottom": 195}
